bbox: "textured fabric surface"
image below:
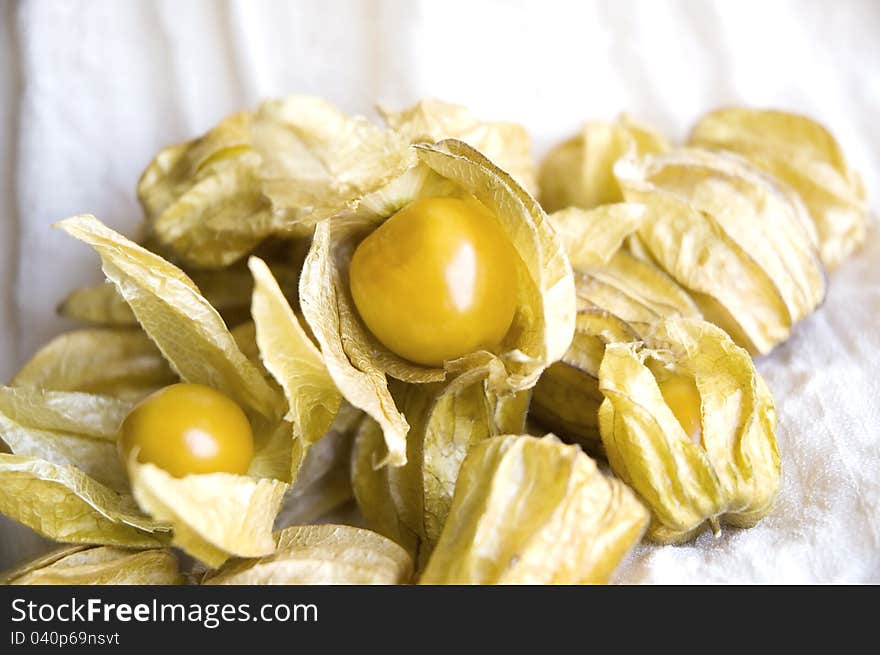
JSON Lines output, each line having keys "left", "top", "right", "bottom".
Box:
{"left": 0, "top": 0, "right": 877, "bottom": 581}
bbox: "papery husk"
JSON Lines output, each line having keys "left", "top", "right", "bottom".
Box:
{"left": 12, "top": 328, "right": 177, "bottom": 401}
{"left": 419, "top": 434, "right": 648, "bottom": 584}
{"left": 538, "top": 115, "right": 668, "bottom": 213}
{"left": 615, "top": 148, "right": 826, "bottom": 355}
{"left": 300, "top": 139, "right": 575, "bottom": 466}
{"left": 689, "top": 107, "right": 869, "bottom": 269}
{"left": 55, "top": 215, "right": 302, "bottom": 566}
{"left": 60, "top": 259, "right": 301, "bottom": 330}
{"left": 350, "top": 416, "right": 419, "bottom": 558}
{"left": 549, "top": 204, "right": 645, "bottom": 270}
{"left": 139, "top": 98, "right": 411, "bottom": 268}
{"left": 380, "top": 98, "right": 537, "bottom": 195}
{"left": 576, "top": 251, "right": 702, "bottom": 328}
{"left": 3, "top": 344, "right": 174, "bottom": 548}
{"left": 137, "top": 111, "right": 292, "bottom": 268}
{"left": 252, "top": 96, "right": 417, "bottom": 230}
{"left": 250, "top": 256, "right": 342, "bottom": 477}
{"left": 0, "top": 454, "right": 168, "bottom": 547}
{"left": 203, "top": 524, "right": 413, "bottom": 585}
{"left": 351, "top": 363, "right": 530, "bottom": 565}
{"left": 2, "top": 545, "right": 182, "bottom": 585}
{"left": 552, "top": 204, "right": 700, "bottom": 328}
{"left": 127, "top": 459, "right": 287, "bottom": 569}
{"left": 56, "top": 215, "right": 283, "bottom": 420}
{"left": 0, "top": 386, "right": 131, "bottom": 492}
{"left": 597, "top": 317, "right": 780, "bottom": 543}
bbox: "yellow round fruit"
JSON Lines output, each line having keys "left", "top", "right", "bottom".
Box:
{"left": 119, "top": 383, "right": 254, "bottom": 477}
{"left": 349, "top": 196, "right": 519, "bottom": 367}
{"left": 658, "top": 375, "right": 703, "bottom": 443}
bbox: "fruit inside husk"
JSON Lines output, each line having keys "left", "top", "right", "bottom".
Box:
{"left": 349, "top": 196, "right": 519, "bottom": 367}
{"left": 119, "top": 383, "right": 255, "bottom": 477}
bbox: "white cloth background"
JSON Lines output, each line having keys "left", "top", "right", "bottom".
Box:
{"left": 0, "top": 0, "right": 877, "bottom": 582}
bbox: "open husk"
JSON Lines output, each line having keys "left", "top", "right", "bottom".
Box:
{"left": 299, "top": 139, "right": 575, "bottom": 467}
{"left": 56, "top": 215, "right": 283, "bottom": 420}
{"left": 249, "top": 255, "right": 342, "bottom": 477}
{"left": 126, "top": 460, "right": 287, "bottom": 569}
{"left": 598, "top": 317, "right": 780, "bottom": 543}
{"left": 49, "top": 215, "right": 312, "bottom": 567}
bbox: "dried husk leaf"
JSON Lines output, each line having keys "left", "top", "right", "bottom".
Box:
{"left": 0, "top": 454, "right": 168, "bottom": 547}
{"left": 352, "top": 364, "right": 530, "bottom": 564}
{"left": 137, "top": 111, "right": 293, "bottom": 268}
{"left": 552, "top": 203, "right": 700, "bottom": 329}
{"left": 250, "top": 255, "right": 342, "bottom": 478}
{"left": 252, "top": 96, "right": 417, "bottom": 229}
{"left": 615, "top": 148, "right": 826, "bottom": 354}
{"left": 550, "top": 204, "right": 645, "bottom": 270}
{"left": 2, "top": 545, "right": 182, "bottom": 585}
{"left": 12, "top": 328, "right": 177, "bottom": 401}
{"left": 300, "top": 139, "right": 575, "bottom": 466}
{"left": 380, "top": 98, "right": 537, "bottom": 195}
{"left": 419, "top": 382, "right": 529, "bottom": 548}
{"left": 0, "top": 386, "right": 130, "bottom": 491}
{"left": 689, "top": 107, "right": 868, "bottom": 269}
{"left": 275, "top": 402, "right": 361, "bottom": 527}
{"left": 54, "top": 216, "right": 304, "bottom": 566}
{"left": 127, "top": 459, "right": 287, "bottom": 569}
{"left": 419, "top": 434, "right": 648, "bottom": 584}
{"left": 203, "top": 524, "right": 413, "bottom": 585}
{"left": 60, "top": 261, "right": 300, "bottom": 330}
{"left": 56, "top": 215, "right": 283, "bottom": 420}
{"left": 0, "top": 386, "right": 128, "bottom": 439}
{"left": 538, "top": 115, "right": 668, "bottom": 213}
{"left": 598, "top": 317, "right": 780, "bottom": 543}
{"left": 576, "top": 251, "right": 702, "bottom": 329}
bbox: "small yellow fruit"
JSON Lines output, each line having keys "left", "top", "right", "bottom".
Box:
{"left": 119, "top": 383, "right": 254, "bottom": 477}
{"left": 349, "top": 196, "right": 519, "bottom": 367}
{"left": 658, "top": 375, "right": 703, "bottom": 443}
